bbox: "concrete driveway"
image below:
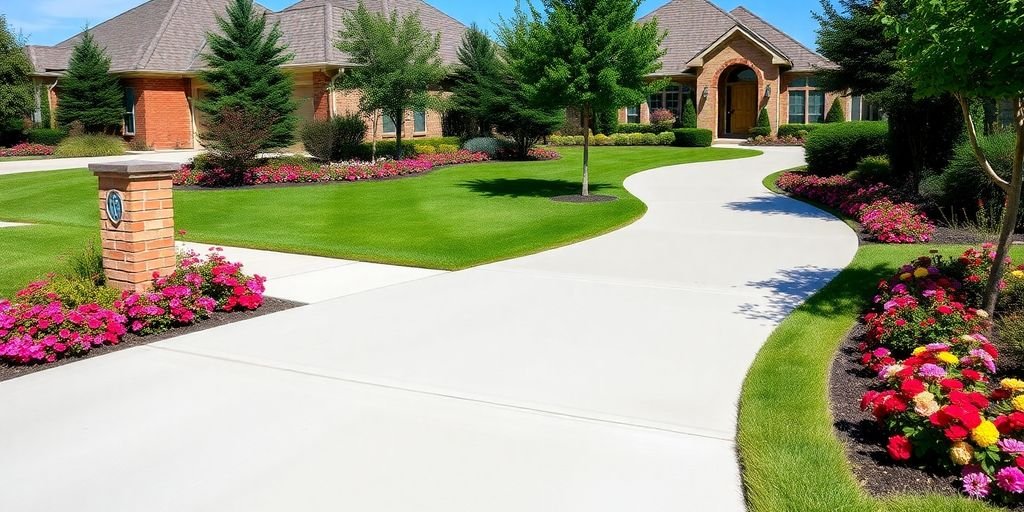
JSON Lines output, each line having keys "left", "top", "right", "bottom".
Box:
{"left": 0, "top": 146, "right": 858, "bottom": 511}
{"left": 0, "top": 150, "right": 199, "bottom": 176}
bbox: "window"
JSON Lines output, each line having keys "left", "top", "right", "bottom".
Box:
{"left": 626, "top": 105, "right": 640, "bottom": 124}
{"left": 123, "top": 87, "right": 136, "bottom": 135}
{"left": 851, "top": 95, "right": 883, "bottom": 121}
{"left": 999, "top": 99, "right": 1015, "bottom": 128}
{"left": 649, "top": 84, "right": 682, "bottom": 119}
{"left": 383, "top": 114, "right": 396, "bottom": 134}
{"left": 787, "top": 76, "right": 825, "bottom": 124}
{"left": 414, "top": 111, "right": 426, "bottom": 133}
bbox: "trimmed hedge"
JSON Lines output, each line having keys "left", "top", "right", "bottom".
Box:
{"left": 749, "top": 127, "right": 771, "bottom": 138}
{"left": 777, "top": 124, "right": 823, "bottom": 138}
{"left": 355, "top": 140, "right": 419, "bottom": 160}
{"left": 410, "top": 137, "right": 460, "bottom": 149}
{"left": 671, "top": 128, "right": 713, "bottom": 148}
{"left": 804, "top": 121, "right": 888, "bottom": 175}
{"left": 616, "top": 123, "right": 660, "bottom": 134}
{"left": 26, "top": 128, "right": 68, "bottom": 146}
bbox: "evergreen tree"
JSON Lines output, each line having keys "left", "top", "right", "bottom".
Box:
{"left": 199, "top": 0, "right": 297, "bottom": 149}
{"left": 0, "top": 15, "right": 33, "bottom": 140}
{"left": 336, "top": 1, "right": 446, "bottom": 159}
{"left": 680, "top": 98, "right": 697, "bottom": 128}
{"left": 56, "top": 30, "right": 123, "bottom": 133}
{"left": 825, "top": 97, "right": 845, "bottom": 123}
{"left": 511, "top": 0, "right": 665, "bottom": 196}
{"left": 756, "top": 107, "right": 771, "bottom": 130}
{"left": 449, "top": 25, "right": 502, "bottom": 137}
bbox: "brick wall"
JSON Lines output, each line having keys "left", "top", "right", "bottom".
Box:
{"left": 312, "top": 71, "right": 331, "bottom": 121}
{"left": 779, "top": 73, "right": 848, "bottom": 126}
{"left": 125, "top": 77, "right": 194, "bottom": 150}
{"left": 696, "top": 33, "right": 781, "bottom": 137}
{"left": 333, "top": 89, "right": 444, "bottom": 140}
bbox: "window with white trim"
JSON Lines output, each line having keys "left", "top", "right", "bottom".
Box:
{"left": 123, "top": 87, "right": 136, "bottom": 135}
{"left": 851, "top": 95, "right": 883, "bottom": 121}
{"left": 787, "top": 77, "right": 825, "bottom": 124}
{"left": 414, "top": 111, "right": 426, "bottom": 133}
{"left": 626, "top": 105, "right": 640, "bottom": 124}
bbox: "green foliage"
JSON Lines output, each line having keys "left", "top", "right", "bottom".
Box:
{"left": 265, "top": 154, "right": 319, "bottom": 169}
{"left": 202, "top": 108, "right": 277, "bottom": 184}
{"left": 43, "top": 277, "right": 122, "bottom": 309}
{"left": 55, "top": 31, "right": 124, "bottom": 133}
{"left": 354, "top": 140, "right": 417, "bottom": 161}
{"left": 462, "top": 136, "right": 501, "bottom": 157}
{"left": 778, "top": 124, "right": 822, "bottom": 138}
{"left": 26, "top": 128, "right": 67, "bottom": 145}
{"left": 593, "top": 108, "right": 619, "bottom": 136}
{"left": 656, "top": 132, "right": 675, "bottom": 145}
{"left": 919, "top": 131, "right": 1017, "bottom": 217}
{"left": 64, "top": 242, "right": 105, "bottom": 285}
{"left": 53, "top": 134, "right": 126, "bottom": 157}
{"left": 849, "top": 155, "right": 891, "bottom": 183}
{"left": 616, "top": 123, "right": 658, "bottom": 134}
{"left": 804, "top": 121, "right": 888, "bottom": 175}
{"left": 671, "top": 128, "right": 712, "bottom": 148}
{"left": 449, "top": 25, "right": 503, "bottom": 138}
{"left": 336, "top": 2, "right": 446, "bottom": 159}
{"left": 826, "top": 97, "right": 845, "bottom": 123}
{"left": 681, "top": 99, "right": 697, "bottom": 128}
{"left": 300, "top": 114, "right": 367, "bottom": 162}
{"left": 756, "top": 107, "right": 771, "bottom": 129}
{"left": 198, "top": 0, "right": 296, "bottom": 149}
{"left": 411, "top": 137, "right": 460, "bottom": 149}
{"left": 996, "top": 313, "right": 1024, "bottom": 372}
{"left": 0, "top": 15, "right": 33, "bottom": 138}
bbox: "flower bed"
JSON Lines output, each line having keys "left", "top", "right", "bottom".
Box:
{"left": 854, "top": 245, "right": 1024, "bottom": 504}
{"left": 0, "top": 143, "right": 55, "bottom": 158}
{"left": 744, "top": 135, "right": 805, "bottom": 146}
{"left": 173, "top": 150, "right": 490, "bottom": 187}
{"left": 776, "top": 172, "right": 936, "bottom": 243}
{"left": 0, "top": 249, "right": 265, "bottom": 365}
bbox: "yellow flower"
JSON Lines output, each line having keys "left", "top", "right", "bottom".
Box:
{"left": 972, "top": 421, "right": 1000, "bottom": 448}
{"left": 960, "top": 334, "right": 978, "bottom": 343}
{"left": 1002, "top": 379, "right": 1024, "bottom": 392}
{"left": 976, "top": 310, "right": 990, "bottom": 319}
{"left": 900, "top": 273, "right": 913, "bottom": 281}
{"left": 936, "top": 352, "right": 959, "bottom": 366}
{"left": 912, "top": 346, "right": 927, "bottom": 356}
{"left": 1013, "top": 270, "right": 1024, "bottom": 279}
{"left": 950, "top": 441, "right": 975, "bottom": 466}
{"left": 914, "top": 267, "right": 930, "bottom": 279}
{"left": 1013, "top": 395, "right": 1024, "bottom": 413}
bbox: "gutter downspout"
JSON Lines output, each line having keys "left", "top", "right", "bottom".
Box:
{"left": 46, "top": 78, "right": 59, "bottom": 129}
{"left": 329, "top": 69, "right": 343, "bottom": 118}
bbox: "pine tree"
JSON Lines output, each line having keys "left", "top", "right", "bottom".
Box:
{"left": 511, "top": 0, "right": 666, "bottom": 196}
{"left": 0, "top": 15, "right": 33, "bottom": 139}
{"left": 56, "top": 30, "right": 124, "bottom": 133}
{"left": 449, "top": 25, "right": 502, "bottom": 137}
{"left": 680, "top": 98, "right": 697, "bottom": 128}
{"left": 199, "top": 0, "right": 297, "bottom": 149}
{"left": 825, "top": 97, "right": 845, "bottom": 123}
{"left": 336, "top": 1, "right": 446, "bottom": 159}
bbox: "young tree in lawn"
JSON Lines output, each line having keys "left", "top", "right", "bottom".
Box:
{"left": 0, "top": 16, "right": 33, "bottom": 140}
{"left": 336, "top": 1, "right": 446, "bottom": 160}
{"left": 514, "top": 0, "right": 665, "bottom": 196}
{"left": 198, "top": 0, "right": 297, "bottom": 149}
{"left": 884, "top": 0, "right": 1024, "bottom": 314}
{"left": 56, "top": 30, "right": 124, "bottom": 133}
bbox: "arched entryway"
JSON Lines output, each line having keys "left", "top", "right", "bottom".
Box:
{"left": 718, "top": 65, "right": 759, "bottom": 138}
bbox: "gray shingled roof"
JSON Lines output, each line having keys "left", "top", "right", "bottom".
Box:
{"left": 641, "top": 0, "right": 834, "bottom": 74}
{"left": 728, "top": 6, "right": 835, "bottom": 71}
{"left": 25, "top": 0, "right": 466, "bottom": 75}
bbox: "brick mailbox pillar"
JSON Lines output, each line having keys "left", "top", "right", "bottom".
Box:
{"left": 90, "top": 161, "right": 178, "bottom": 292}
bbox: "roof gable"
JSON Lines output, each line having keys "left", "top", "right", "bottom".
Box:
{"left": 640, "top": 0, "right": 738, "bottom": 74}
{"left": 728, "top": 6, "right": 834, "bottom": 71}
{"left": 685, "top": 25, "right": 791, "bottom": 68}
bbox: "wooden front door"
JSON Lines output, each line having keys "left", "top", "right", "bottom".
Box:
{"left": 729, "top": 83, "right": 757, "bottom": 135}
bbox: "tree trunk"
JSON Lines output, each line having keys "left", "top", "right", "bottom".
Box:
{"left": 371, "top": 110, "right": 379, "bottom": 163}
{"left": 582, "top": 104, "right": 591, "bottom": 197}
{"left": 972, "top": 96, "right": 1024, "bottom": 315}
{"left": 395, "top": 110, "right": 404, "bottom": 160}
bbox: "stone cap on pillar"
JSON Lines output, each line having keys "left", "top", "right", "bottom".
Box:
{"left": 90, "top": 160, "right": 179, "bottom": 178}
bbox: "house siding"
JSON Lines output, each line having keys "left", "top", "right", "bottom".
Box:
{"left": 333, "top": 89, "right": 445, "bottom": 141}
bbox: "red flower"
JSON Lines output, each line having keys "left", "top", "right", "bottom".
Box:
{"left": 936, "top": 305, "right": 953, "bottom": 315}
{"left": 941, "top": 404, "right": 983, "bottom": 429}
{"left": 901, "top": 378, "right": 927, "bottom": 398}
{"left": 944, "top": 424, "right": 970, "bottom": 442}
{"left": 962, "top": 369, "right": 983, "bottom": 382}
{"left": 940, "top": 379, "right": 964, "bottom": 392}
{"left": 887, "top": 435, "right": 913, "bottom": 461}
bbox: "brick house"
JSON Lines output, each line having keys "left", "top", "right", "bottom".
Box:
{"left": 24, "top": 0, "right": 467, "bottom": 150}
{"left": 624, "top": 0, "right": 879, "bottom": 138}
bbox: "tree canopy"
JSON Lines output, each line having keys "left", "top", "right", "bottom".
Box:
{"left": 56, "top": 30, "right": 124, "bottom": 133}
{"left": 0, "top": 15, "right": 33, "bottom": 136}
{"left": 335, "top": 1, "right": 446, "bottom": 159}
{"left": 199, "top": 0, "right": 297, "bottom": 149}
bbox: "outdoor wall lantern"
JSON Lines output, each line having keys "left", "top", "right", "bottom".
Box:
{"left": 764, "top": 84, "right": 772, "bottom": 98}
{"left": 702, "top": 86, "right": 710, "bottom": 99}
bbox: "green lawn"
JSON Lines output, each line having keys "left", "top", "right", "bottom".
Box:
{"left": 740, "top": 177, "right": 1016, "bottom": 510}
{"left": 0, "top": 146, "right": 758, "bottom": 295}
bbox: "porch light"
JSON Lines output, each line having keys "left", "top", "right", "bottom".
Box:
{"left": 702, "top": 86, "right": 709, "bottom": 99}
{"left": 765, "top": 84, "right": 772, "bottom": 98}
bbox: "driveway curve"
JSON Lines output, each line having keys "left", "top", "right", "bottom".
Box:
{"left": 0, "top": 146, "right": 857, "bottom": 511}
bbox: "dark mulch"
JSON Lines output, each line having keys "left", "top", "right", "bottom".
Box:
{"left": 0, "top": 296, "right": 302, "bottom": 382}
{"left": 830, "top": 323, "right": 1024, "bottom": 509}
{"left": 551, "top": 194, "right": 618, "bottom": 203}
{"left": 929, "top": 226, "right": 1024, "bottom": 246}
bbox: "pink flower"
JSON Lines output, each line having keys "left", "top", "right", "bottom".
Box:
{"left": 997, "top": 466, "right": 1024, "bottom": 493}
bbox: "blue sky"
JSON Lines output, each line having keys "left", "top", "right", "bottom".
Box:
{"left": 4, "top": 0, "right": 825, "bottom": 48}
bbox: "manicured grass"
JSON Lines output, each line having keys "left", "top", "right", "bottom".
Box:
{"left": 741, "top": 176, "right": 1023, "bottom": 510}
{"left": 0, "top": 224, "right": 98, "bottom": 297}
{"left": 0, "top": 146, "right": 758, "bottom": 275}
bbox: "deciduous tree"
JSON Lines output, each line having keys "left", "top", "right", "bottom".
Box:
{"left": 0, "top": 16, "right": 33, "bottom": 141}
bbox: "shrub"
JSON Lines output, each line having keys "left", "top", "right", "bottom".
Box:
{"left": 860, "top": 199, "right": 936, "bottom": 243}
{"left": 755, "top": 107, "right": 771, "bottom": 133}
{"left": 42, "top": 277, "right": 122, "bottom": 309}
{"left": 300, "top": 114, "right": 367, "bottom": 162}
{"left": 627, "top": 133, "right": 645, "bottom": 145}
{"left": 436, "top": 144, "right": 459, "bottom": 154}
{"left": 411, "top": 137, "right": 460, "bottom": 149}
{"left": 26, "top": 128, "right": 67, "bottom": 145}
{"left": 355, "top": 140, "right": 418, "bottom": 161}
{"left": 265, "top": 154, "right": 319, "bottom": 170}
{"left": 527, "top": 147, "right": 561, "bottom": 161}
{"left": 464, "top": 137, "right": 502, "bottom": 157}
{"left": 64, "top": 243, "right": 105, "bottom": 285}
{"left": 1000, "top": 268, "right": 1024, "bottom": 313}
{"left": 656, "top": 132, "right": 675, "bottom": 145}
{"left": 611, "top": 133, "right": 630, "bottom": 146}
{"left": 53, "top": 134, "right": 126, "bottom": 158}
{"left": 200, "top": 108, "right": 275, "bottom": 184}
{"left": 680, "top": 99, "right": 697, "bottom": 128}
{"left": 919, "top": 131, "right": 1016, "bottom": 217}
{"left": 417, "top": 145, "right": 437, "bottom": 154}
{"left": 671, "top": 128, "right": 713, "bottom": 147}
{"left": 748, "top": 127, "right": 771, "bottom": 138}
{"left": 616, "top": 123, "right": 657, "bottom": 134}
{"left": 126, "top": 138, "right": 152, "bottom": 151}
{"left": 997, "top": 313, "right": 1024, "bottom": 367}
{"left": 826, "top": 97, "right": 845, "bottom": 123}
{"left": 592, "top": 133, "right": 610, "bottom": 146}
{"left": 850, "top": 155, "right": 891, "bottom": 183}
{"left": 651, "top": 108, "right": 676, "bottom": 131}
{"left": 804, "top": 121, "right": 888, "bottom": 175}
{"left": 572, "top": 135, "right": 585, "bottom": 146}
{"left": 744, "top": 135, "right": 804, "bottom": 147}
{"left": 777, "top": 124, "right": 822, "bottom": 138}
{"left": 190, "top": 152, "right": 212, "bottom": 171}
{"left": 0, "top": 143, "right": 55, "bottom": 157}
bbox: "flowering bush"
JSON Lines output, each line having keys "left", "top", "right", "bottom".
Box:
{"left": 0, "top": 143, "right": 55, "bottom": 158}
{"left": 856, "top": 246, "right": 1024, "bottom": 504}
{"left": 776, "top": 172, "right": 935, "bottom": 243}
{"left": 744, "top": 135, "right": 805, "bottom": 146}
{"left": 0, "top": 250, "right": 265, "bottom": 364}
{"left": 174, "top": 151, "right": 490, "bottom": 187}
{"left": 527, "top": 147, "right": 561, "bottom": 161}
